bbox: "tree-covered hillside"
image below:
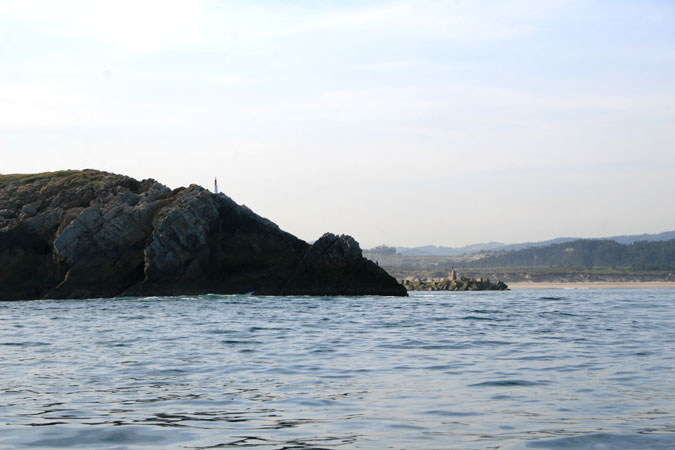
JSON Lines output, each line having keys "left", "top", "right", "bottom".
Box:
{"left": 467, "top": 239, "right": 675, "bottom": 269}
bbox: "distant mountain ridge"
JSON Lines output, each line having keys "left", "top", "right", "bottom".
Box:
{"left": 391, "top": 231, "right": 675, "bottom": 256}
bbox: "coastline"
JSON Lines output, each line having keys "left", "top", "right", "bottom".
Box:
{"left": 508, "top": 281, "right": 675, "bottom": 289}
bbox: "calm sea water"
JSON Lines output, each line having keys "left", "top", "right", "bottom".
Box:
{"left": 1, "top": 290, "right": 675, "bottom": 449}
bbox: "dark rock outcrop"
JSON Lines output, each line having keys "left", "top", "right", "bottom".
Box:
{"left": 272, "top": 233, "right": 408, "bottom": 296}
{"left": 0, "top": 170, "right": 407, "bottom": 300}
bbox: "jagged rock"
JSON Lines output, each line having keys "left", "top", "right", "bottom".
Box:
{"left": 279, "top": 233, "right": 407, "bottom": 296}
{"left": 0, "top": 170, "right": 406, "bottom": 300}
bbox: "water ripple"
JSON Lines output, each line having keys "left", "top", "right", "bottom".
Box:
{"left": 1, "top": 289, "right": 674, "bottom": 449}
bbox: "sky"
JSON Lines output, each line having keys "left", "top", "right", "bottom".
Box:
{"left": 1, "top": 0, "right": 674, "bottom": 248}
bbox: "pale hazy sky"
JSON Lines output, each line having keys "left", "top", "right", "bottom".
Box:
{"left": 1, "top": 0, "right": 674, "bottom": 248}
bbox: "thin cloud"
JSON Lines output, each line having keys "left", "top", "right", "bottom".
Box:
{"left": 0, "top": 0, "right": 580, "bottom": 52}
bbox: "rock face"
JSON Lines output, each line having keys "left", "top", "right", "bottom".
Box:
{"left": 0, "top": 170, "right": 407, "bottom": 300}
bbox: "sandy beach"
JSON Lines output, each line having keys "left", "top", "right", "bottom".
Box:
{"left": 508, "top": 281, "right": 675, "bottom": 289}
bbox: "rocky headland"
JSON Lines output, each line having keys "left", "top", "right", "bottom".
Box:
{"left": 0, "top": 170, "right": 407, "bottom": 300}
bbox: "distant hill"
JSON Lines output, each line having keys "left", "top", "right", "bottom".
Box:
{"left": 391, "top": 231, "right": 675, "bottom": 256}
{"left": 603, "top": 231, "right": 675, "bottom": 245}
{"left": 465, "top": 239, "right": 675, "bottom": 269}
{"left": 394, "top": 242, "right": 504, "bottom": 256}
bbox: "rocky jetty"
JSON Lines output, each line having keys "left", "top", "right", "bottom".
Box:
{"left": 402, "top": 278, "right": 508, "bottom": 291}
{"left": 0, "top": 170, "right": 407, "bottom": 300}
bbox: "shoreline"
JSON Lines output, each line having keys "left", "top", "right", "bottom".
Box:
{"left": 507, "top": 281, "right": 675, "bottom": 289}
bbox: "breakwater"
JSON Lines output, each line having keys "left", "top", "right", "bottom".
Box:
{"left": 402, "top": 278, "right": 508, "bottom": 291}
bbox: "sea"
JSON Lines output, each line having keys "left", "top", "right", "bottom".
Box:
{"left": 1, "top": 289, "right": 674, "bottom": 450}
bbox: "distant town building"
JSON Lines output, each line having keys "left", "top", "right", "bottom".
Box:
{"left": 448, "top": 269, "right": 457, "bottom": 281}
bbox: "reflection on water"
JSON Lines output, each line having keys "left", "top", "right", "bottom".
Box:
{"left": 1, "top": 290, "right": 675, "bottom": 449}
